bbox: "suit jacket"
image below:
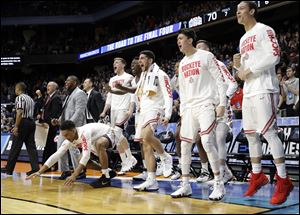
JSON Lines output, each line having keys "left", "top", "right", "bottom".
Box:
{"left": 60, "top": 87, "right": 87, "bottom": 127}
{"left": 87, "top": 89, "right": 105, "bottom": 122}
{"left": 43, "top": 92, "right": 62, "bottom": 126}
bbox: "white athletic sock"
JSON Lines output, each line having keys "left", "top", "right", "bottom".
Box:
{"left": 120, "top": 153, "right": 127, "bottom": 163}
{"left": 220, "top": 164, "right": 225, "bottom": 175}
{"left": 215, "top": 174, "right": 222, "bottom": 182}
{"left": 125, "top": 148, "right": 132, "bottom": 159}
{"left": 148, "top": 172, "right": 156, "bottom": 180}
{"left": 276, "top": 163, "right": 286, "bottom": 178}
{"left": 102, "top": 169, "right": 110, "bottom": 178}
{"left": 182, "top": 176, "right": 189, "bottom": 186}
{"left": 252, "top": 163, "right": 262, "bottom": 174}
{"left": 159, "top": 151, "right": 169, "bottom": 161}
{"left": 142, "top": 160, "right": 147, "bottom": 169}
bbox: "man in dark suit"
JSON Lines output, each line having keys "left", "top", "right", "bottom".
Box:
{"left": 83, "top": 78, "right": 105, "bottom": 123}
{"left": 38, "top": 81, "right": 62, "bottom": 169}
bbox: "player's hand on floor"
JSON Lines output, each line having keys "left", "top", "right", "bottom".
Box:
{"left": 64, "top": 175, "right": 76, "bottom": 186}
{"left": 25, "top": 172, "right": 40, "bottom": 180}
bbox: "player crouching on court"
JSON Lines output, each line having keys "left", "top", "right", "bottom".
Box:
{"left": 26, "top": 120, "right": 128, "bottom": 188}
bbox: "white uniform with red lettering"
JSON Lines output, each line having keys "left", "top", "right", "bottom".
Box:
{"left": 239, "top": 22, "right": 280, "bottom": 135}
{"left": 106, "top": 72, "right": 135, "bottom": 128}
{"left": 175, "top": 49, "right": 226, "bottom": 200}
{"left": 134, "top": 63, "right": 173, "bottom": 141}
{"left": 44, "top": 123, "right": 124, "bottom": 168}
{"left": 179, "top": 49, "right": 226, "bottom": 143}
{"left": 215, "top": 60, "right": 238, "bottom": 125}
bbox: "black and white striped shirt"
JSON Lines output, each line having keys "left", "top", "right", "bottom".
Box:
{"left": 15, "top": 93, "right": 35, "bottom": 119}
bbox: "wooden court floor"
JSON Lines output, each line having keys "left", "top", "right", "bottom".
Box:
{"left": 1, "top": 161, "right": 299, "bottom": 214}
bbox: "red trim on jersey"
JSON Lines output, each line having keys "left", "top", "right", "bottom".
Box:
{"left": 199, "top": 121, "right": 216, "bottom": 136}
{"left": 142, "top": 119, "right": 158, "bottom": 128}
{"left": 180, "top": 136, "right": 193, "bottom": 143}
{"left": 116, "top": 114, "right": 130, "bottom": 126}
{"left": 244, "top": 130, "right": 256, "bottom": 134}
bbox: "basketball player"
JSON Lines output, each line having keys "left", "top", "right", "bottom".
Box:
{"left": 100, "top": 57, "right": 137, "bottom": 174}
{"left": 106, "top": 57, "right": 148, "bottom": 181}
{"left": 234, "top": 1, "right": 293, "bottom": 205}
{"left": 133, "top": 50, "right": 173, "bottom": 191}
{"left": 196, "top": 40, "right": 238, "bottom": 184}
{"left": 26, "top": 120, "right": 130, "bottom": 188}
{"left": 171, "top": 29, "right": 227, "bottom": 201}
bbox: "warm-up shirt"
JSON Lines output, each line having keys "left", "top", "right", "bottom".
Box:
{"left": 239, "top": 22, "right": 280, "bottom": 97}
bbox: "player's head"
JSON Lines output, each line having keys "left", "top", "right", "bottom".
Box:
{"left": 15, "top": 82, "right": 26, "bottom": 95}
{"left": 177, "top": 28, "right": 197, "bottom": 54}
{"left": 113, "top": 57, "right": 126, "bottom": 74}
{"left": 83, "top": 77, "right": 94, "bottom": 92}
{"left": 139, "top": 50, "right": 155, "bottom": 72}
{"left": 196, "top": 40, "right": 211, "bottom": 51}
{"left": 131, "top": 56, "right": 142, "bottom": 76}
{"left": 237, "top": 1, "right": 258, "bottom": 25}
{"left": 60, "top": 120, "right": 77, "bottom": 142}
{"left": 174, "top": 61, "right": 180, "bottom": 75}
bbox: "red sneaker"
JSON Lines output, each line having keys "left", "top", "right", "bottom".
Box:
{"left": 244, "top": 171, "right": 269, "bottom": 197}
{"left": 270, "top": 174, "right": 294, "bottom": 205}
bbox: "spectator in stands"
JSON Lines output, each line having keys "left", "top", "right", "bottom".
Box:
{"left": 282, "top": 66, "right": 299, "bottom": 116}
{"left": 276, "top": 66, "right": 287, "bottom": 116}
{"left": 34, "top": 89, "right": 44, "bottom": 120}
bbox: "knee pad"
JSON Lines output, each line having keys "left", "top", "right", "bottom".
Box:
{"left": 245, "top": 133, "right": 263, "bottom": 158}
{"left": 180, "top": 141, "right": 192, "bottom": 165}
{"left": 201, "top": 134, "right": 215, "bottom": 153}
{"left": 263, "top": 129, "right": 284, "bottom": 159}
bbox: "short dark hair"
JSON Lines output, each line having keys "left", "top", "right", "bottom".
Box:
{"left": 67, "top": 75, "right": 80, "bottom": 85}
{"left": 140, "top": 50, "right": 155, "bottom": 62}
{"left": 60, "top": 120, "right": 76, "bottom": 130}
{"left": 196, "top": 40, "right": 211, "bottom": 49}
{"left": 242, "top": 1, "right": 258, "bottom": 18}
{"left": 178, "top": 28, "right": 197, "bottom": 46}
{"left": 16, "top": 82, "right": 27, "bottom": 92}
{"left": 133, "top": 56, "right": 139, "bottom": 61}
{"left": 114, "top": 57, "right": 127, "bottom": 66}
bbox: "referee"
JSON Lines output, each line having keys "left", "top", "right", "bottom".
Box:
{"left": 1, "top": 82, "right": 40, "bottom": 175}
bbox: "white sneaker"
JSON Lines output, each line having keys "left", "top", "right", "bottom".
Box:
{"left": 127, "top": 156, "right": 138, "bottom": 170}
{"left": 196, "top": 169, "right": 213, "bottom": 183}
{"left": 156, "top": 161, "right": 163, "bottom": 176}
{"left": 133, "top": 171, "right": 148, "bottom": 181}
{"left": 118, "top": 162, "right": 128, "bottom": 175}
{"left": 170, "top": 183, "right": 192, "bottom": 198}
{"left": 223, "top": 170, "right": 234, "bottom": 184}
{"left": 133, "top": 178, "right": 159, "bottom": 191}
{"left": 209, "top": 180, "right": 226, "bottom": 201}
{"left": 171, "top": 171, "right": 181, "bottom": 180}
{"left": 162, "top": 154, "right": 173, "bottom": 177}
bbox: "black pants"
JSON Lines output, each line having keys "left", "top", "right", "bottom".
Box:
{"left": 6, "top": 119, "right": 39, "bottom": 173}
{"left": 87, "top": 119, "right": 95, "bottom": 123}
{"left": 42, "top": 125, "right": 58, "bottom": 164}
{"left": 286, "top": 104, "right": 296, "bottom": 117}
